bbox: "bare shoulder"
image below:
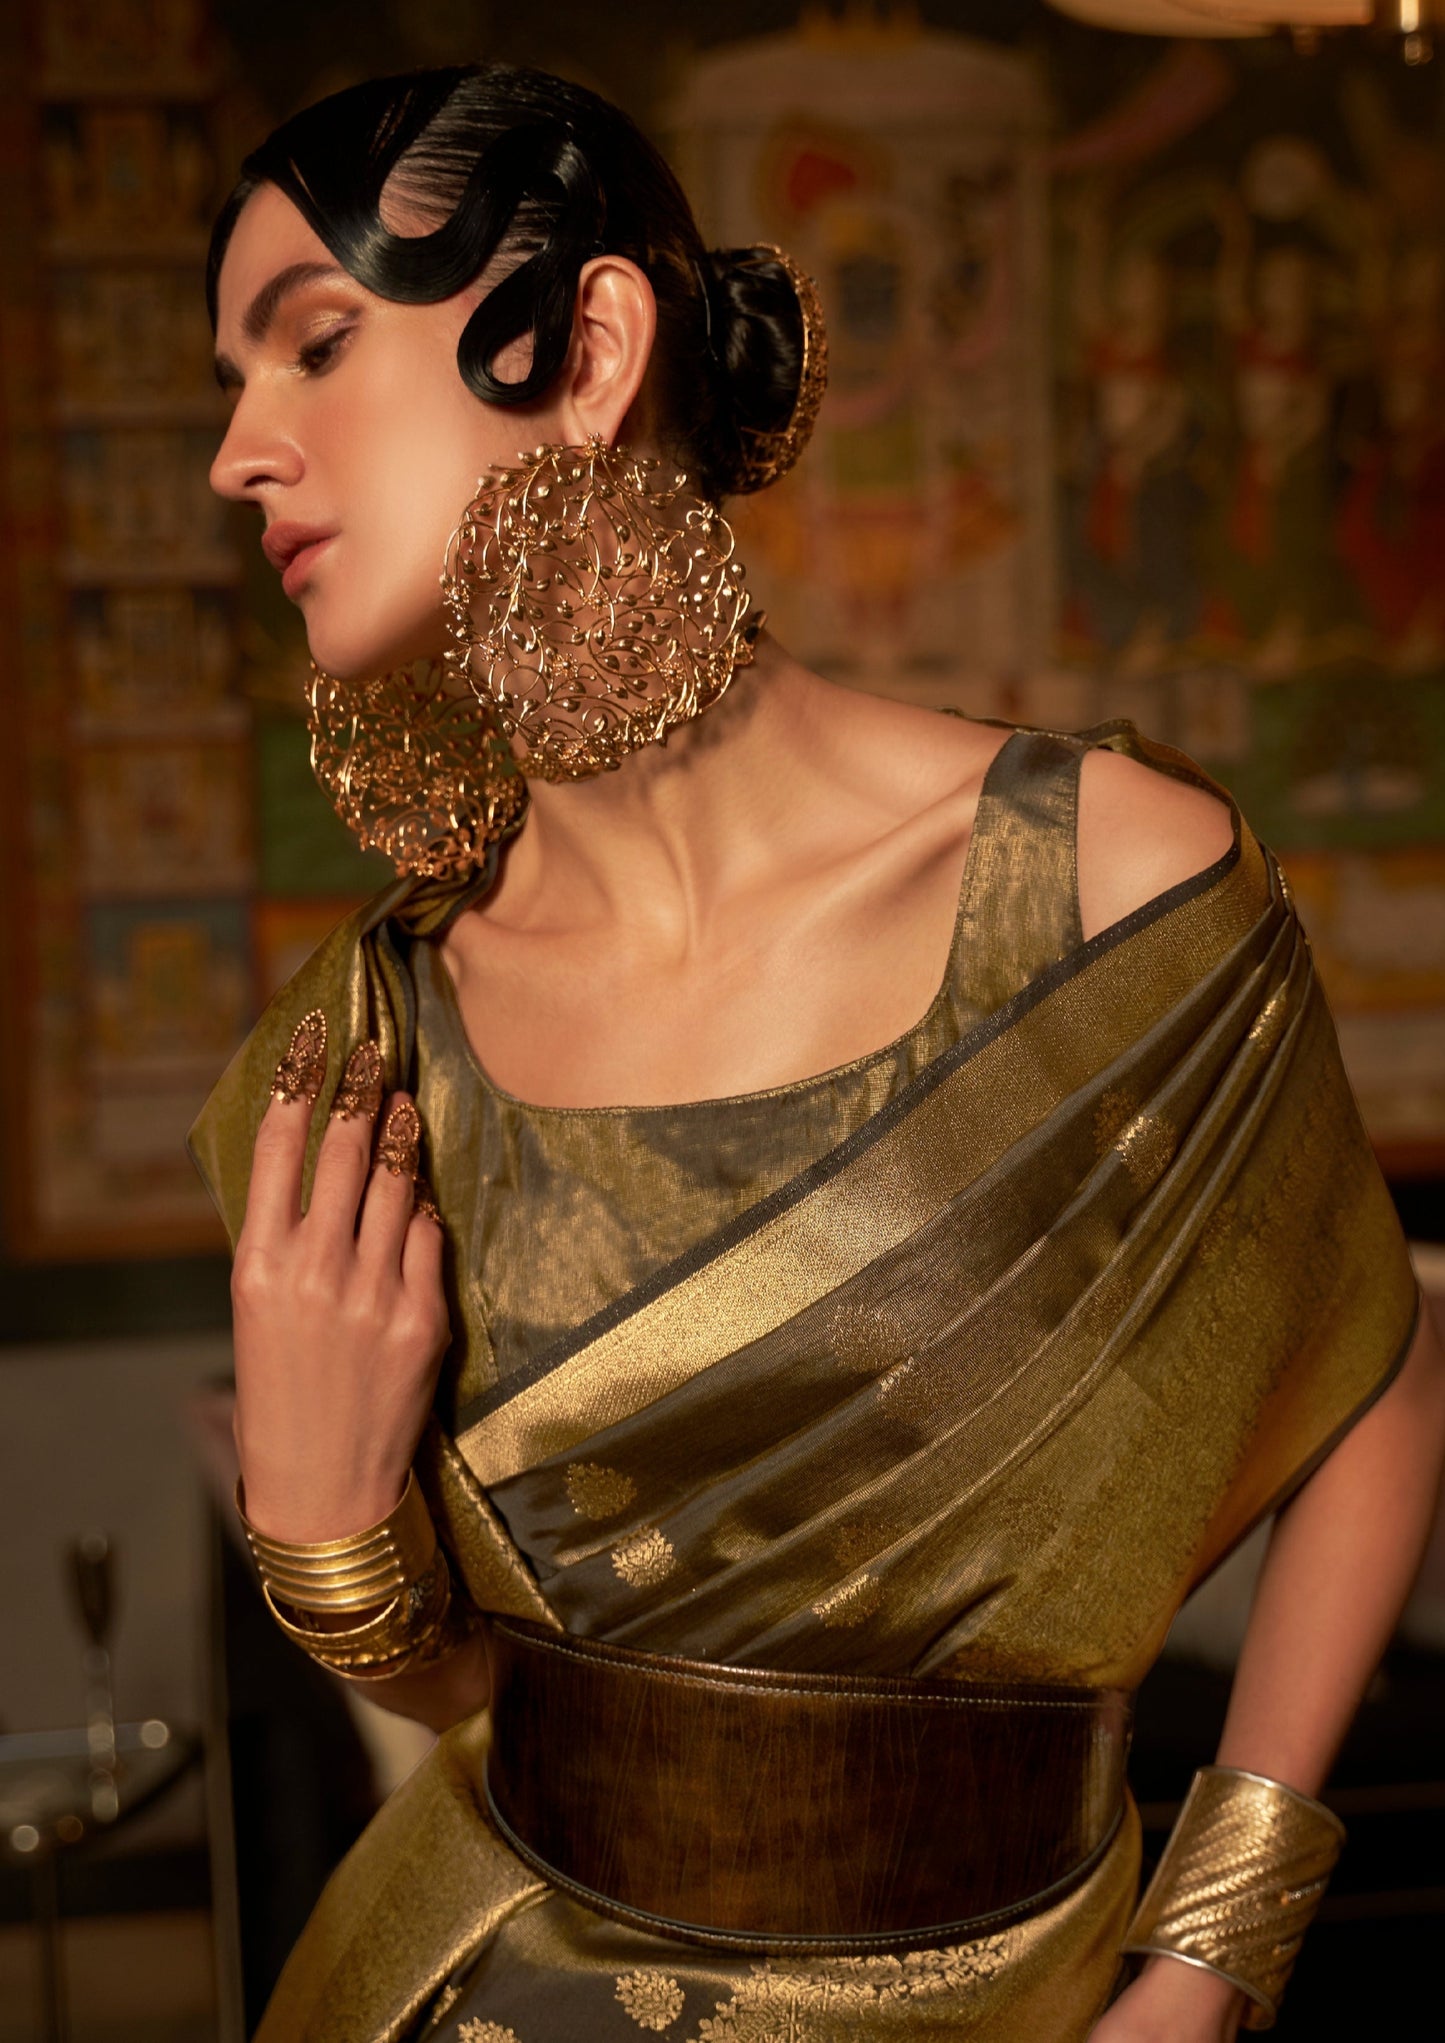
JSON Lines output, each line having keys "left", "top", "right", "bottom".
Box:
{"left": 1077, "top": 745, "right": 1234, "bottom": 943}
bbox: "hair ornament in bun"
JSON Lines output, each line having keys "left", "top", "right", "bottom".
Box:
{"left": 730, "top": 243, "right": 829, "bottom": 494}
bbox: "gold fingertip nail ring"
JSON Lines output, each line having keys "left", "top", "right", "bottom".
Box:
{"left": 376, "top": 1100, "right": 421, "bottom": 1178}
{"left": 272, "top": 1010, "right": 328, "bottom": 1104}
{"left": 332, "top": 1040, "right": 384, "bottom": 1122}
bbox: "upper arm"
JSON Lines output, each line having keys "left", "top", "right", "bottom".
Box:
{"left": 1076, "top": 747, "right": 1235, "bottom": 944}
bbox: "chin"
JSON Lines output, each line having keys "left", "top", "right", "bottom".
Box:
{"left": 304, "top": 609, "right": 444, "bottom": 682}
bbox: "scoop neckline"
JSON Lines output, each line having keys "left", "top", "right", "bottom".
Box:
{"left": 423, "top": 718, "right": 1020, "bottom": 1120}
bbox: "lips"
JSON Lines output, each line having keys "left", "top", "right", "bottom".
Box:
{"left": 261, "top": 520, "right": 337, "bottom": 596}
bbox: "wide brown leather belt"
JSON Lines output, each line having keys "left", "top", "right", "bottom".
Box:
{"left": 483, "top": 1617, "right": 1131, "bottom": 1954}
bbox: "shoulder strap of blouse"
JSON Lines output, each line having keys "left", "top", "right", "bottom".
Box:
{"left": 948, "top": 725, "right": 1088, "bottom": 1017}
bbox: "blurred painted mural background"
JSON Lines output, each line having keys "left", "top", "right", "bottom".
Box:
{"left": 684, "top": 18, "right": 1445, "bottom": 1165}
{"left": 2, "top": 10, "right": 1444, "bottom": 2040}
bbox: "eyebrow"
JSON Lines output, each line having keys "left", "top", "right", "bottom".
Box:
{"left": 213, "top": 260, "right": 350, "bottom": 392}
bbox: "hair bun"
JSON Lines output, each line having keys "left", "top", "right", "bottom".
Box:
{"left": 701, "top": 244, "right": 828, "bottom": 496}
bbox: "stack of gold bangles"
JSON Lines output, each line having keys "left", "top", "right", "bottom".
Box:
{"left": 1124, "top": 1764, "right": 1346, "bottom": 2030}
{"left": 236, "top": 1471, "right": 466, "bottom": 1680}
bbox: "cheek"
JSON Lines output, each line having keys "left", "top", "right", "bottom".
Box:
{"left": 310, "top": 385, "right": 496, "bottom": 674}
{"left": 363, "top": 381, "right": 483, "bottom": 560}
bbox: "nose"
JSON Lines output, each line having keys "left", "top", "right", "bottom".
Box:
{"left": 209, "top": 391, "right": 304, "bottom": 503}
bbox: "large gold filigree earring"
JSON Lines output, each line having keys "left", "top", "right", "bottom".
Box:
{"left": 305, "top": 658, "right": 526, "bottom": 879}
{"left": 440, "top": 437, "right": 762, "bottom": 783}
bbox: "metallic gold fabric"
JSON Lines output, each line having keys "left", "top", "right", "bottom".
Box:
{"left": 1123, "top": 1767, "right": 1345, "bottom": 2031}
{"left": 410, "top": 727, "right": 1085, "bottom": 1401}
{"left": 453, "top": 819, "right": 1266, "bottom": 1497}
{"left": 256, "top": 1714, "right": 547, "bottom": 2043}
{"left": 187, "top": 719, "right": 1419, "bottom": 2043}
{"left": 422, "top": 1805, "right": 1141, "bottom": 2043}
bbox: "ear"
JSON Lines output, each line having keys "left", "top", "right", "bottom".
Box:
{"left": 556, "top": 256, "right": 656, "bottom": 444}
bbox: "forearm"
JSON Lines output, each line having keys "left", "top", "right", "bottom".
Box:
{"left": 1217, "top": 1295, "right": 1445, "bottom": 1789}
{"left": 1098, "top": 1299, "right": 1445, "bottom": 2041}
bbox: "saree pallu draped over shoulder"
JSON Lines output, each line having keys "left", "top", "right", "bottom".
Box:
{"left": 189, "top": 723, "right": 1420, "bottom": 2043}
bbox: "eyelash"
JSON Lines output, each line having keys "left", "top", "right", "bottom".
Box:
{"left": 296, "top": 324, "right": 354, "bottom": 375}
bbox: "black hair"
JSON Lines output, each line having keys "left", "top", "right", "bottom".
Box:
{"left": 207, "top": 63, "right": 806, "bottom": 500}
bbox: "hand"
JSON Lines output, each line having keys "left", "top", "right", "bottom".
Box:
{"left": 1090, "top": 1957, "right": 1245, "bottom": 2043}
{"left": 231, "top": 1016, "right": 450, "bottom": 1543}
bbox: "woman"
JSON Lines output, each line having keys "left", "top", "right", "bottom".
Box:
{"left": 193, "top": 63, "right": 1444, "bottom": 2043}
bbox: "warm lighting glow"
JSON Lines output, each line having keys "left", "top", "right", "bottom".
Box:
{"left": 1180, "top": 1, "right": 1370, "bottom": 23}
{"left": 1048, "top": 1, "right": 1265, "bottom": 29}
{"left": 1051, "top": 0, "right": 1444, "bottom": 30}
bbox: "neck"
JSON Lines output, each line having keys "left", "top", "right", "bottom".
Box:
{"left": 491, "top": 634, "right": 838, "bottom": 947}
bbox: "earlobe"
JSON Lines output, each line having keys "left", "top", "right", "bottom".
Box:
{"left": 566, "top": 256, "right": 656, "bottom": 446}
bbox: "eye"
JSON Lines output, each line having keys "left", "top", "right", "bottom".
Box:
{"left": 296, "top": 322, "right": 355, "bottom": 375}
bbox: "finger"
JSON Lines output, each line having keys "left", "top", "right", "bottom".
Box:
{"left": 305, "top": 1039, "right": 384, "bottom": 1233}
{"left": 243, "top": 1011, "right": 327, "bottom": 1244}
{"left": 357, "top": 1095, "right": 422, "bottom": 1266}
{"left": 401, "top": 1186, "right": 445, "bottom": 1290}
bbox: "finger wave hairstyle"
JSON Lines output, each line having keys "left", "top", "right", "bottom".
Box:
{"left": 206, "top": 63, "right": 812, "bottom": 501}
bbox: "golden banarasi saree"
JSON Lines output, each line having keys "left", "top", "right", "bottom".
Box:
{"left": 190, "top": 721, "right": 1419, "bottom": 2043}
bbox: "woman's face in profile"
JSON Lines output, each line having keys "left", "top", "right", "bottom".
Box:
{"left": 210, "top": 184, "right": 539, "bottom": 679}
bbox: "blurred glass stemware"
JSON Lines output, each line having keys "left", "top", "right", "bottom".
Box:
{"left": 66, "top": 1533, "right": 119, "bottom": 1824}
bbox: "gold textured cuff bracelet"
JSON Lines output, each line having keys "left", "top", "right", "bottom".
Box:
{"left": 333, "top": 1581, "right": 477, "bottom": 1684}
{"left": 1123, "top": 1765, "right": 1345, "bottom": 2030}
{"left": 236, "top": 1469, "right": 438, "bottom": 1614}
{"left": 262, "top": 1551, "right": 456, "bottom": 1678}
